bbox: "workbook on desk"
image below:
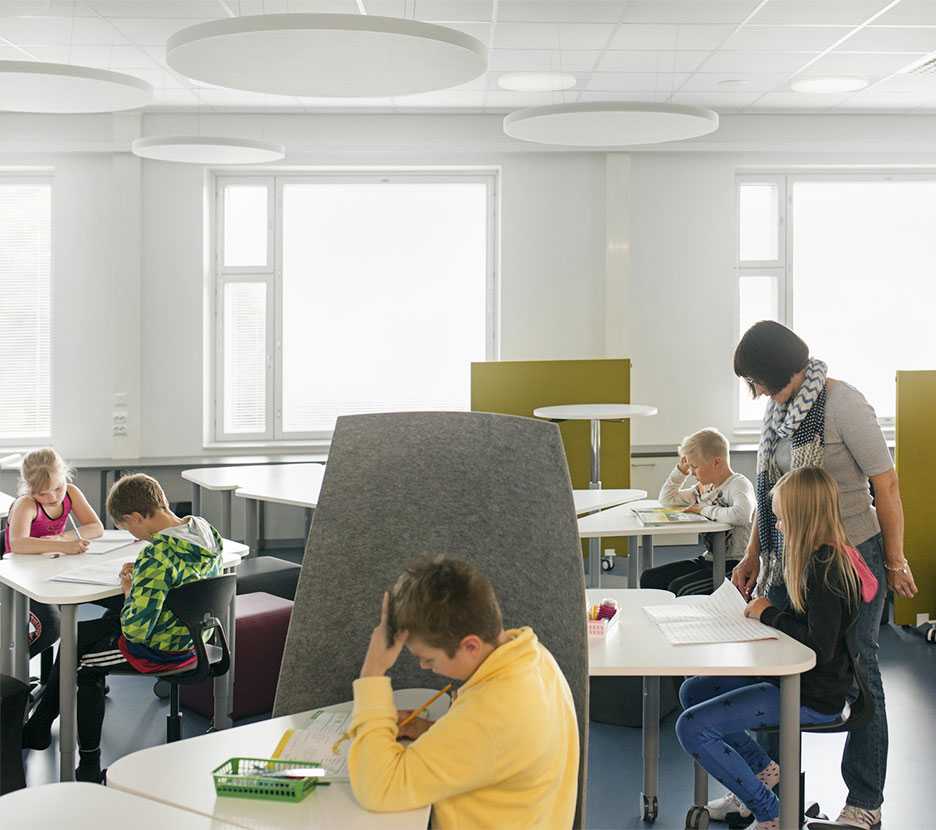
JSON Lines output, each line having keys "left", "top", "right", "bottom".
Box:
{"left": 49, "top": 552, "right": 139, "bottom": 586}
{"left": 644, "top": 580, "right": 779, "bottom": 645}
{"left": 271, "top": 710, "right": 352, "bottom": 782}
{"left": 85, "top": 530, "right": 136, "bottom": 555}
{"left": 633, "top": 507, "right": 711, "bottom": 526}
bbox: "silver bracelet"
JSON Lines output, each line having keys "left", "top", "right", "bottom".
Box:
{"left": 884, "top": 561, "right": 910, "bottom": 574}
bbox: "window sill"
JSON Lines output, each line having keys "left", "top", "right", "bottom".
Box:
{"left": 203, "top": 440, "right": 332, "bottom": 452}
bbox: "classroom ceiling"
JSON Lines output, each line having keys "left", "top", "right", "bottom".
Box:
{"left": 2, "top": 0, "right": 936, "bottom": 114}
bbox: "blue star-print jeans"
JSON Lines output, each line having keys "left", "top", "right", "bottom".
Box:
{"left": 675, "top": 676, "right": 840, "bottom": 821}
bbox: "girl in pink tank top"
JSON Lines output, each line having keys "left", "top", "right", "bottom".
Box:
{"left": 3, "top": 448, "right": 105, "bottom": 658}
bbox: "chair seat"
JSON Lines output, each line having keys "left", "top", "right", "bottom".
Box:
{"left": 105, "top": 644, "right": 223, "bottom": 679}
{"left": 752, "top": 702, "right": 851, "bottom": 734}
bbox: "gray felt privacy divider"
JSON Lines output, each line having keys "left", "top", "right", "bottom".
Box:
{"left": 273, "top": 411, "right": 589, "bottom": 826}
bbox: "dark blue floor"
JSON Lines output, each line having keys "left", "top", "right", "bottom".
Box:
{"left": 23, "top": 545, "right": 936, "bottom": 829}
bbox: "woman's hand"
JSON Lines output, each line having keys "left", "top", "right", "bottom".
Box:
{"left": 732, "top": 553, "right": 760, "bottom": 599}
{"left": 886, "top": 561, "right": 918, "bottom": 599}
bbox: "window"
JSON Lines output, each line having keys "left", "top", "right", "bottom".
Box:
{"left": 0, "top": 178, "right": 51, "bottom": 443}
{"left": 737, "top": 173, "right": 936, "bottom": 428}
{"left": 212, "top": 172, "right": 496, "bottom": 443}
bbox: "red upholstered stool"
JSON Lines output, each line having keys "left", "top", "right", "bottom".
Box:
{"left": 181, "top": 591, "right": 292, "bottom": 721}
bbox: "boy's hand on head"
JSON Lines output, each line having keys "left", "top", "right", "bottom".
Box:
{"left": 677, "top": 456, "right": 691, "bottom": 476}
{"left": 360, "top": 593, "right": 408, "bottom": 679}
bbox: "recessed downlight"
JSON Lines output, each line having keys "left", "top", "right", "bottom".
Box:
{"left": 791, "top": 76, "right": 868, "bottom": 94}
{"left": 497, "top": 72, "right": 576, "bottom": 92}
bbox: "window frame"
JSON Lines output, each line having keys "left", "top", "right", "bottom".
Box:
{"left": 0, "top": 173, "right": 54, "bottom": 447}
{"left": 210, "top": 169, "right": 499, "bottom": 446}
{"left": 735, "top": 170, "right": 933, "bottom": 433}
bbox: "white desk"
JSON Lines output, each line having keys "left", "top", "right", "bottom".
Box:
{"left": 0, "top": 537, "right": 247, "bottom": 781}
{"left": 572, "top": 488, "right": 646, "bottom": 516}
{"left": 534, "top": 404, "right": 658, "bottom": 588}
{"left": 578, "top": 499, "right": 733, "bottom": 590}
{"left": 0, "top": 491, "right": 14, "bottom": 520}
{"left": 183, "top": 464, "right": 326, "bottom": 554}
{"left": 0, "top": 782, "right": 230, "bottom": 830}
{"left": 589, "top": 589, "right": 815, "bottom": 830}
{"left": 109, "top": 688, "right": 448, "bottom": 830}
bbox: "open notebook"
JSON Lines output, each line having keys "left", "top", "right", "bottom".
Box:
{"left": 49, "top": 551, "right": 139, "bottom": 586}
{"left": 644, "top": 580, "right": 779, "bottom": 645}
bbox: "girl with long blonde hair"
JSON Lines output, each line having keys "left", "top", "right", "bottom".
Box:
{"left": 676, "top": 467, "right": 875, "bottom": 830}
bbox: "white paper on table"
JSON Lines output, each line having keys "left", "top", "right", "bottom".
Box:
{"left": 49, "top": 553, "right": 138, "bottom": 586}
{"left": 99, "top": 529, "right": 134, "bottom": 542}
{"left": 277, "top": 710, "right": 353, "bottom": 781}
{"left": 645, "top": 580, "right": 779, "bottom": 644}
{"left": 86, "top": 539, "right": 136, "bottom": 555}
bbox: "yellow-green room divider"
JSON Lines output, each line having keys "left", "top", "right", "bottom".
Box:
{"left": 471, "top": 359, "right": 632, "bottom": 562}
{"left": 895, "top": 370, "right": 936, "bottom": 626}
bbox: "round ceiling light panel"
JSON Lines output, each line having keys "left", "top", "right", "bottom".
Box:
{"left": 131, "top": 136, "right": 286, "bottom": 164}
{"left": 167, "top": 13, "right": 488, "bottom": 97}
{"left": 503, "top": 101, "right": 719, "bottom": 147}
{"left": 0, "top": 60, "right": 153, "bottom": 113}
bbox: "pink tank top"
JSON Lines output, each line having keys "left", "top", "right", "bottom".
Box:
{"left": 3, "top": 492, "right": 73, "bottom": 553}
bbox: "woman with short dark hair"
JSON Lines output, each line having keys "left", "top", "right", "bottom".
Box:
{"left": 725, "top": 320, "right": 917, "bottom": 830}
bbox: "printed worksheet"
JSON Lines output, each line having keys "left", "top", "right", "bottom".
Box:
{"left": 276, "top": 710, "right": 353, "bottom": 781}
{"left": 50, "top": 552, "right": 138, "bottom": 586}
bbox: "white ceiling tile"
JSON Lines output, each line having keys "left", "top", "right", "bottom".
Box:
{"left": 484, "top": 89, "right": 575, "bottom": 108}
{"left": 0, "top": 14, "right": 124, "bottom": 44}
{"left": 618, "top": 0, "right": 761, "bottom": 25}
{"left": 680, "top": 72, "right": 790, "bottom": 93}
{"left": 610, "top": 23, "right": 733, "bottom": 51}
{"left": 701, "top": 51, "right": 819, "bottom": 73}
{"left": 195, "top": 88, "right": 300, "bottom": 106}
{"left": 413, "top": 0, "right": 492, "bottom": 21}
{"left": 64, "top": 43, "right": 152, "bottom": 67}
{"left": 835, "top": 90, "right": 932, "bottom": 109}
{"left": 597, "top": 49, "right": 709, "bottom": 73}
{"left": 497, "top": 2, "right": 623, "bottom": 24}
{"left": 724, "top": 26, "right": 852, "bottom": 52}
{"left": 108, "top": 18, "right": 214, "bottom": 46}
{"left": 859, "top": 73, "right": 936, "bottom": 93}
{"left": 394, "top": 89, "right": 487, "bottom": 106}
{"left": 670, "top": 91, "right": 760, "bottom": 109}
{"left": 751, "top": 91, "right": 847, "bottom": 109}
{"left": 83, "top": 1, "right": 227, "bottom": 18}
{"left": 487, "top": 48, "right": 599, "bottom": 71}
{"left": 584, "top": 72, "right": 689, "bottom": 93}
{"left": 493, "top": 21, "right": 612, "bottom": 50}
{"left": 843, "top": 26, "right": 936, "bottom": 52}
{"left": 749, "top": 0, "right": 894, "bottom": 26}
{"left": 149, "top": 89, "right": 200, "bottom": 107}
{"left": 239, "top": 0, "right": 359, "bottom": 11}
{"left": 874, "top": 0, "right": 936, "bottom": 26}
{"left": 365, "top": 0, "right": 406, "bottom": 14}
{"left": 576, "top": 91, "right": 666, "bottom": 103}
{"left": 809, "top": 51, "right": 927, "bottom": 77}
{"left": 296, "top": 95, "right": 396, "bottom": 106}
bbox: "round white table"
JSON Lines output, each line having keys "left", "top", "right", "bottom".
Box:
{"left": 534, "top": 404, "right": 658, "bottom": 587}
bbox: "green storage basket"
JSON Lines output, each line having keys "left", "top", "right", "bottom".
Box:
{"left": 212, "top": 757, "right": 326, "bottom": 803}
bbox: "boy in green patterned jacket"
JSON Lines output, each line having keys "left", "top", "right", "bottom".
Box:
{"left": 23, "top": 473, "right": 224, "bottom": 782}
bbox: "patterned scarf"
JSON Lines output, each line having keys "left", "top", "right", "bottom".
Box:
{"left": 756, "top": 357, "right": 828, "bottom": 590}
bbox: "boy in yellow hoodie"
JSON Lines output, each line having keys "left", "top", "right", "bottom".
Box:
{"left": 348, "top": 556, "right": 579, "bottom": 829}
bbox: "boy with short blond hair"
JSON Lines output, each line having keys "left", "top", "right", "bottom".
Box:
{"left": 640, "top": 427, "right": 755, "bottom": 596}
{"left": 348, "top": 556, "right": 579, "bottom": 829}
{"left": 23, "top": 474, "right": 224, "bottom": 782}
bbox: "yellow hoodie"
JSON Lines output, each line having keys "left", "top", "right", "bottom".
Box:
{"left": 348, "top": 627, "right": 579, "bottom": 830}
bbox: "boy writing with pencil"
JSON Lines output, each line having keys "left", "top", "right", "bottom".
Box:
{"left": 347, "top": 556, "right": 579, "bottom": 829}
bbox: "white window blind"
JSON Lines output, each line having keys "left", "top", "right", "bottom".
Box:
{"left": 222, "top": 281, "right": 268, "bottom": 435}
{"left": 0, "top": 180, "right": 51, "bottom": 442}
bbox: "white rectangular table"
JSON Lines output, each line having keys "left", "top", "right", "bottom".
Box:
{"left": 183, "top": 464, "right": 326, "bottom": 555}
{"left": 108, "top": 688, "right": 449, "bottom": 830}
{"left": 589, "top": 589, "right": 815, "bottom": 830}
{"left": 572, "top": 488, "right": 646, "bottom": 516}
{"left": 0, "top": 782, "right": 230, "bottom": 829}
{"left": 0, "top": 537, "right": 247, "bottom": 781}
{"left": 579, "top": 499, "right": 733, "bottom": 589}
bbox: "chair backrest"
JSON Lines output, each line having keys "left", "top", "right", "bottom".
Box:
{"left": 164, "top": 574, "right": 236, "bottom": 683}
{"left": 274, "top": 411, "right": 590, "bottom": 826}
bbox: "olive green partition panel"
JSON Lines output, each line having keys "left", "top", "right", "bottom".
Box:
{"left": 895, "top": 370, "right": 936, "bottom": 626}
{"left": 471, "top": 359, "right": 632, "bottom": 560}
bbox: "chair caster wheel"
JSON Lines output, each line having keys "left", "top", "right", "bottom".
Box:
{"left": 153, "top": 679, "right": 171, "bottom": 699}
{"left": 685, "top": 806, "right": 710, "bottom": 830}
{"left": 641, "top": 794, "right": 658, "bottom": 823}
{"left": 601, "top": 557, "right": 615, "bottom": 572}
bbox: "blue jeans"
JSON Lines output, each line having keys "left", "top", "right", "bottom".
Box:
{"left": 758, "top": 533, "right": 888, "bottom": 810}
{"left": 676, "top": 676, "right": 839, "bottom": 822}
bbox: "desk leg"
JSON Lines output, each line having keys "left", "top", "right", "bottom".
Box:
{"left": 779, "top": 675, "right": 801, "bottom": 830}
{"left": 221, "top": 491, "right": 233, "bottom": 540}
{"left": 59, "top": 604, "right": 78, "bottom": 782}
{"left": 712, "top": 531, "right": 727, "bottom": 591}
{"left": 100, "top": 470, "right": 110, "bottom": 529}
{"left": 12, "top": 592, "right": 28, "bottom": 681}
{"left": 0, "top": 583, "right": 13, "bottom": 676}
{"left": 587, "top": 418, "right": 602, "bottom": 590}
{"left": 640, "top": 535, "right": 654, "bottom": 578}
{"left": 214, "top": 585, "right": 236, "bottom": 731}
{"left": 642, "top": 676, "right": 660, "bottom": 822}
{"left": 244, "top": 498, "right": 259, "bottom": 558}
{"left": 191, "top": 484, "right": 201, "bottom": 518}
{"left": 628, "top": 537, "right": 639, "bottom": 588}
